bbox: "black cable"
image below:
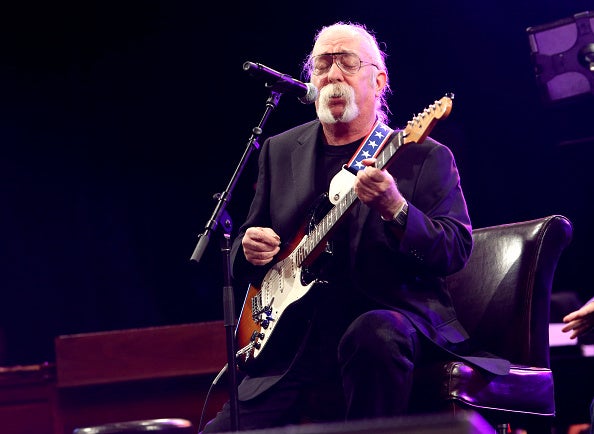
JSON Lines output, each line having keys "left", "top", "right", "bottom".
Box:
{"left": 197, "top": 363, "right": 228, "bottom": 433}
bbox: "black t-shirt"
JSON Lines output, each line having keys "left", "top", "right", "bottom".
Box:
{"left": 313, "top": 137, "right": 362, "bottom": 285}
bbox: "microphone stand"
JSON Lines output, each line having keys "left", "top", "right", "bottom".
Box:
{"left": 190, "top": 88, "right": 284, "bottom": 432}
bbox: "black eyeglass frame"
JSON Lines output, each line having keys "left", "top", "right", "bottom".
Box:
{"left": 310, "top": 52, "right": 379, "bottom": 76}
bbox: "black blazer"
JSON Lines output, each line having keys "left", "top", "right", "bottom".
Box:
{"left": 231, "top": 120, "right": 508, "bottom": 399}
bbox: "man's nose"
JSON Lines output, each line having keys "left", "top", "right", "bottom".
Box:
{"left": 327, "top": 61, "right": 344, "bottom": 80}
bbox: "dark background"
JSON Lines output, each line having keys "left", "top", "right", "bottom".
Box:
{"left": 1, "top": 0, "right": 593, "bottom": 365}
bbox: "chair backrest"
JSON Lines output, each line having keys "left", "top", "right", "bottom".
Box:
{"left": 445, "top": 215, "right": 573, "bottom": 368}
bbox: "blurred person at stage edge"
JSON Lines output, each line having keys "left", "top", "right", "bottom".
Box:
{"left": 563, "top": 296, "right": 594, "bottom": 434}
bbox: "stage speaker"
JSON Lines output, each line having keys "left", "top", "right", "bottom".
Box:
{"left": 527, "top": 10, "right": 594, "bottom": 104}
{"left": 227, "top": 411, "right": 493, "bottom": 434}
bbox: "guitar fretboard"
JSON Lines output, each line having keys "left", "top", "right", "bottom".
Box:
{"left": 294, "top": 130, "right": 406, "bottom": 266}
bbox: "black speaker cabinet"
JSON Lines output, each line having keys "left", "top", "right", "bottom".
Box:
{"left": 527, "top": 11, "right": 594, "bottom": 104}
{"left": 230, "top": 411, "right": 493, "bottom": 434}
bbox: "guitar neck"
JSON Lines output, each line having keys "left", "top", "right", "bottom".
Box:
{"left": 296, "top": 130, "right": 406, "bottom": 267}
{"left": 294, "top": 93, "right": 453, "bottom": 269}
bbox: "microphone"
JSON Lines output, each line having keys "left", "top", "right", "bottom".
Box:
{"left": 243, "top": 61, "right": 318, "bottom": 104}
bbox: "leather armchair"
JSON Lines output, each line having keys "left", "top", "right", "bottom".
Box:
{"left": 72, "top": 216, "right": 572, "bottom": 434}
{"left": 410, "top": 215, "right": 574, "bottom": 433}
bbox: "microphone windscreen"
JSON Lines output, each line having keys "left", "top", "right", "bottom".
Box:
{"left": 299, "top": 83, "right": 318, "bottom": 104}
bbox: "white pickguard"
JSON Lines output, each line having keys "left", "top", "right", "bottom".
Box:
{"left": 329, "top": 166, "right": 356, "bottom": 205}
{"left": 247, "top": 235, "right": 317, "bottom": 360}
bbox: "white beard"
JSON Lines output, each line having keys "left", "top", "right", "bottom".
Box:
{"left": 316, "top": 82, "right": 359, "bottom": 124}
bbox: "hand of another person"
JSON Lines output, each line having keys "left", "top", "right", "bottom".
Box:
{"left": 562, "top": 300, "right": 594, "bottom": 339}
{"left": 242, "top": 227, "right": 281, "bottom": 266}
{"left": 354, "top": 158, "right": 406, "bottom": 219}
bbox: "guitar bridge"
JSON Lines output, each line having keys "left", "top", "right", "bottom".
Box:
{"left": 251, "top": 294, "right": 275, "bottom": 329}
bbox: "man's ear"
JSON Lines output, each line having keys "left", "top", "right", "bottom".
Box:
{"left": 375, "top": 71, "right": 387, "bottom": 96}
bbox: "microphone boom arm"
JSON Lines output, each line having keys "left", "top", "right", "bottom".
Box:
{"left": 190, "top": 90, "right": 281, "bottom": 263}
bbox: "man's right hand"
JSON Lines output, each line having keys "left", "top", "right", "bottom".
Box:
{"left": 242, "top": 227, "right": 281, "bottom": 266}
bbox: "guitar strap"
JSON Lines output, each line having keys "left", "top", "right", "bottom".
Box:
{"left": 345, "top": 120, "right": 394, "bottom": 174}
{"left": 327, "top": 120, "right": 394, "bottom": 206}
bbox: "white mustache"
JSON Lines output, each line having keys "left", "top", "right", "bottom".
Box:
{"left": 319, "top": 83, "right": 352, "bottom": 101}
{"left": 316, "top": 82, "right": 359, "bottom": 124}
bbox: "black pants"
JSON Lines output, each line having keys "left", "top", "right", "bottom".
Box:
{"left": 201, "top": 309, "right": 426, "bottom": 433}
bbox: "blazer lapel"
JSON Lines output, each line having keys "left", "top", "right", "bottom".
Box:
{"left": 291, "top": 123, "right": 320, "bottom": 205}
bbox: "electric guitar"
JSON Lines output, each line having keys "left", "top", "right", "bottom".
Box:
{"left": 235, "top": 94, "right": 454, "bottom": 370}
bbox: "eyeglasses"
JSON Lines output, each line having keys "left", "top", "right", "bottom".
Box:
{"left": 311, "top": 52, "right": 379, "bottom": 76}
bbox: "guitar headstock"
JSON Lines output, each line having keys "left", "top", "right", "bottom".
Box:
{"left": 403, "top": 93, "right": 453, "bottom": 144}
